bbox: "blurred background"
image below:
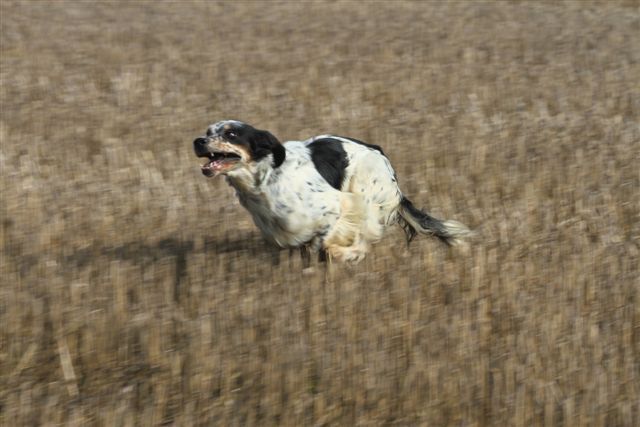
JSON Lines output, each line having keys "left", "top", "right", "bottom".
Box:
{"left": 1, "top": 1, "right": 638, "bottom": 425}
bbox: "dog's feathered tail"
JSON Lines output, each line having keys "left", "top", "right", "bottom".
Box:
{"left": 398, "top": 197, "right": 472, "bottom": 246}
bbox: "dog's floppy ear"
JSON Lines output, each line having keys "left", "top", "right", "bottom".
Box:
{"left": 250, "top": 129, "right": 286, "bottom": 168}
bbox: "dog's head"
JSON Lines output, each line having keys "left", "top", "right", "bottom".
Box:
{"left": 193, "top": 120, "right": 285, "bottom": 177}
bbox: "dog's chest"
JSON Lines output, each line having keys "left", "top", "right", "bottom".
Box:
{"left": 231, "top": 172, "right": 340, "bottom": 248}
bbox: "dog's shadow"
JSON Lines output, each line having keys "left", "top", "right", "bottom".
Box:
{"left": 204, "top": 232, "right": 321, "bottom": 267}
{"left": 9, "top": 230, "right": 314, "bottom": 303}
{"left": 203, "top": 231, "right": 270, "bottom": 257}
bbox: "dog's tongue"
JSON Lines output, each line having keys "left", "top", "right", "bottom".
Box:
{"left": 201, "top": 160, "right": 219, "bottom": 177}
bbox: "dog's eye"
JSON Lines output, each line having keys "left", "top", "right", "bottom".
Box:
{"left": 225, "top": 130, "right": 238, "bottom": 139}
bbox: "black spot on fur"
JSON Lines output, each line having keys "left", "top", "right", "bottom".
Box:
{"left": 308, "top": 138, "right": 349, "bottom": 190}
{"left": 337, "top": 135, "right": 384, "bottom": 155}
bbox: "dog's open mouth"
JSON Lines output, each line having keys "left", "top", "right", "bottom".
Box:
{"left": 201, "top": 152, "right": 242, "bottom": 177}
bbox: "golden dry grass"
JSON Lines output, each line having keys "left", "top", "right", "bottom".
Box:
{"left": 1, "top": 1, "right": 639, "bottom": 425}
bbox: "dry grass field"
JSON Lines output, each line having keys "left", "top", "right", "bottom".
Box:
{"left": 1, "top": 1, "right": 639, "bottom": 425}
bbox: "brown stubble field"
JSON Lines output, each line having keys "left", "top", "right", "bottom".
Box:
{"left": 1, "top": 1, "right": 639, "bottom": 425}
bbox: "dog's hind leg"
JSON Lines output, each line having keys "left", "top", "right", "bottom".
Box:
{"left": 346, "top": 150, "right": 403, "bottom": 244}
{"left": 323, "top": 192, "right": 369, "bottom": 263}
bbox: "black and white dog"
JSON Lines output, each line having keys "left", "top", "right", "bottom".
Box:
{"left": 193, "top": 120, "right": 470, "bottom": 262}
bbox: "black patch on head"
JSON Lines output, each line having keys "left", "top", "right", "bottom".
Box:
{"left": 248, "top": 128, "right": 285, "bottom": 168}
{"left": 336, "top": 135, "right": 384, "bottom": 155}
{"left": 217, "top": 121, "right": 250, "bottom": 143}
{"left": 218, "top": 122, "right": 285, "bottom": 168}
{"left": 308, "top": 138, "right": 349, "bottom": 190}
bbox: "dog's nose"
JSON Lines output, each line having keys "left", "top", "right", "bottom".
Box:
{"left": 194, "top": 137, "right": 207, "bottom": 146}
